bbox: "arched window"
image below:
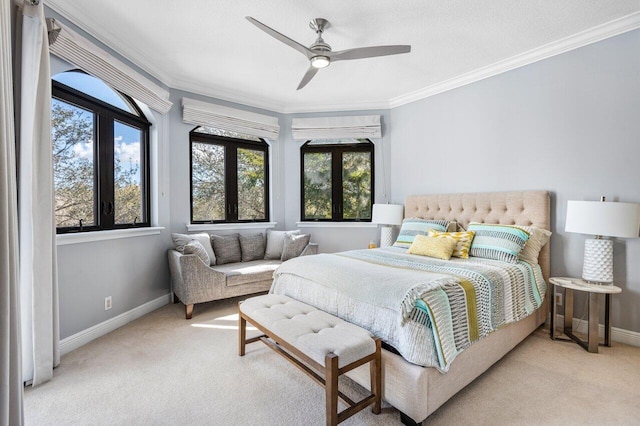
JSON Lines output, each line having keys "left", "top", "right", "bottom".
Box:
{"left": 51, "top": 70, "right": 151, "bottom": 232}
{"left": 190, "top": 126, "right": 270, "bottom": 223}
{"left": 301, "top": 139, "right": 374, "bottom": 221}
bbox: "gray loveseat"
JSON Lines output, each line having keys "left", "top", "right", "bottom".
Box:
{"left": 168, "top": 230, "right": 317, "bottom": 319}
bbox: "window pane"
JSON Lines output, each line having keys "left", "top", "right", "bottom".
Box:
{"left": 194, "top": 126, "right": 261, "bottom": 142}
{"left": 52, "top": 98, "right": 95, "bottom": 227}
{"left": 53, "top": 71, "right": 134, "bottom": 114}
{"left": 192, "top": 142, "right": 225, "bottom": 221}
{"left": 342, "top": 152, "right": 372, "bottom": 220}
{"left": 237, "top": 148, "right": 266, "bottom": 220}
{"left": 114, "top": 121, "right": 143, "bottom": 224}
{"left": 303, "top": 152, "right": 332, "bottom": 219}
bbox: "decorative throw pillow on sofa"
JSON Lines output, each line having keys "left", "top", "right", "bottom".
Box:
{"left": 211, "top": 233, "right": 242, "bottom": 265}
{"left": 239, "top": 233, "right": 265, "bottom": 262}
{"left": 281, "top": 233, "right": 310, "bottom": 261}
{"left": 183, "top": 239, "right": 211, "bottom": 266}
{"left": 264, "top": 229, "right": 301, "bottom": 259}
{"left": 172, "top": 232, "right": 215, "bottom": 265}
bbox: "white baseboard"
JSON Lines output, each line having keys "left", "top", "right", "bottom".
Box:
{"left": 551, "top": 314, "right": 640, "bottom": 347}
{"left": 60, "top": 294, "right": 171, "bottom": 356}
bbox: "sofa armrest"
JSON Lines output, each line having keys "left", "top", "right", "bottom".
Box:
{"left": 300, "top": 243, "right": 319, "bottom": 256}
{"left": 167, "top": 249, "right": 227, "bottom": 305}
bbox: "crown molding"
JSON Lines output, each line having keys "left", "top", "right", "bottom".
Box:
{"left": 44, "top": 3, "right": 640, "bottom": 115}
{"left": 389, "top": 11, "right": 640, "bottom": 109}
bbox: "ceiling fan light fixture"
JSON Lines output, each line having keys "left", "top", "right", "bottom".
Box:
{"left": 310, "top": 55, "right": 330, "bottom": 69}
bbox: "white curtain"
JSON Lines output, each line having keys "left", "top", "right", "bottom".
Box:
{"left": 182, "top": 97, "right": 280, "bottom": 139}
{"left": 0, "top": 0, "right": 24, "bottom": 423}
{"left": 291, "top": 115, "right": 382, "bottom": 140}
{"left": 18, "top": 1, "right": 59, "bottom": 386}
{"left": 48, "top": 19, "right": 172, "bottom": 113}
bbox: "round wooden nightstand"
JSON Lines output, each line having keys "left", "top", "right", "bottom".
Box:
{"left": 549, "top": 277, "right": 621, "bottom": 353}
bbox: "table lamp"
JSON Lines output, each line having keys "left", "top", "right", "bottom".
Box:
{"left": 372, "top": 204, "right": 404, "bottom": 247}
{"left": 565, "top": 197, "right": 640, "bottom": 284}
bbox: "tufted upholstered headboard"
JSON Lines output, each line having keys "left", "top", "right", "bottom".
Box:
{"left": 404, "top": 190, "right": 551, "bottom": 282}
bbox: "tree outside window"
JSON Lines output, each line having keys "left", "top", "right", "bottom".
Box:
{"left": 301, "top": 139, "right": 374, "bottom": 221}
{"left": 190, "top": 127, "right": 269, "bottom": 223}
{"left": 51, "top": 70, "right": 150, "bottom": 233}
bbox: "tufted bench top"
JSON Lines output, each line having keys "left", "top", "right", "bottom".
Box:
{"left": 239, "top": 294, "right": 375, "bottom": 368}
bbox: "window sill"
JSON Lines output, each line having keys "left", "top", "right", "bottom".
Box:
{"left": 186, "top": 222, "right": 277, "bottom": 232}
{"left": 296, "top": 222, "right": 377, "bottom": 229}
{"left": 56, "top": 227, "right": 165, "bottom": 246}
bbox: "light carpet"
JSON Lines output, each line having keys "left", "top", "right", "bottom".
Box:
{"left": 24, "top": 295, "right": 640, "bottom": 425}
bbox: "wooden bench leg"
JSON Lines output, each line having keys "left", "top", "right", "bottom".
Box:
{"left": 239, "top": 311, "right": 247, "bottom": 356}
{"left": 371, "top": 338, "right": 382, "bottom": 414}
{"left": 185, "top": 304, "right": 194, "bottom": 320}
{"left": 325, "top": 353, "right": 339, "bottom": 426}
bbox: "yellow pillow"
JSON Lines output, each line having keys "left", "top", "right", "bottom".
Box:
{"left": 428, "top": 230, "right": 475, "bottom": 259}
{"left": 407, "top": 235, "right": 457, "bottom": 260}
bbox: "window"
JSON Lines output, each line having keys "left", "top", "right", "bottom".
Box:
{"left": 190, "top": 126, "right": 269, "bottom": 223}
{"left": 301, "top": 139, "right": 374, "bottom": 221}
{"left": 51, "top": 70, "right": 151, "bottom": 233}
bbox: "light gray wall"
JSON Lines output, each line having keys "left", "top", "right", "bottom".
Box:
{"left": 389, "top": 29, "right": 640, "bottom": 332}
{"left": 48, "top": 11, "right": 175, "bottom": 340}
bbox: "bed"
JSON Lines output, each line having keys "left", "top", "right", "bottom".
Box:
{"left": 271, "top": 190, "right": 551, "bottom": 425}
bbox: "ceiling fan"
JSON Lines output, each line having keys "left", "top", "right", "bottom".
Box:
{"left": 246, "top": 16, "right": 411, "bottom": 90}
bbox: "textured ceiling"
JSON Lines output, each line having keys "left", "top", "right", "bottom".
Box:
{"left": 45, "top": 0, "right": 640, "bottom": 113}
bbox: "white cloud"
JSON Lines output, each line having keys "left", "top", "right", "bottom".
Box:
{"left": 115, "top": 141, "right": 140, "bottom": 164}
{"left": 73, "top": 142, "right": 93, "bottom": 160}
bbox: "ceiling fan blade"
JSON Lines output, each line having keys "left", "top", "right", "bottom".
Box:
{"left": 297, "top": 67, "right": 319, "bottom": 90}
{"left": 329, "top": 45, "right": 411, "bottom": 61}
{"left": 246, "top": 16, "right": 313, "bottom": 59}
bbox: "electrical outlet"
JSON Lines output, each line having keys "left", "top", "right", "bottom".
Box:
{"left": 555, "top": 293, "right": 563, "bottom": 307}
{"left": 104, "top": 296, "right": 112, "bottom": 311}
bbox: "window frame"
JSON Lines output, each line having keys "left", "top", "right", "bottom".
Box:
{"left": 189, "top": 128, "right": 270, "bottom": 224}
{"left": 52, "top": 76, "right": 151, "bottom": 234}
{"left": 300, "top": 139, "right": 375, "bottom": 222}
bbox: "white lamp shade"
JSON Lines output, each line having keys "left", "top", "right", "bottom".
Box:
{"left": 565, "top": 200, "right": 640, "bottom": 238}
{"left": 372, "top": 204, "right": 404, "bottom": 226}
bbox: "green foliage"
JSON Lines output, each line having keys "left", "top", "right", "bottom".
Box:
{"left": 191, "top": 142, "right": 225, "bottom": 221}
{"left": 237, "top": 148, "right": 266, "bottom": 220}
{"left": 303, "top": 152, "right": 332, "bottom": 219}
{"left": 52, "top": 100, "right": 95, "bottom": 227}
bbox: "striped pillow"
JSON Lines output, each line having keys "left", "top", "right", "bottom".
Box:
{"left": 467, "top": 222, "right": 530, "bottom": 263}
{"left": 393, "top": 219, "right": 449, "bottom": 249}
{"left": 428, "top": 230, "right": 475, "bottom": 259}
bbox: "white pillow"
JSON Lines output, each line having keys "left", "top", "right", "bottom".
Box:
{"left": 264, "top": 229, "right": 301, "bottom": 260}
{"left": 171, "top": 232, "right": 215, "bottom": 266}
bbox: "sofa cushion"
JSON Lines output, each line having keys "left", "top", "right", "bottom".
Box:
{"left": 211, "top": 233, "right": 242, "bottom": 265}
{"left": 281, "top": 233, "right": 310, "bottom": 261}
{"left": 172, "top": 232, "right": 215, "bottom": 265}
{"left": 183, "top": 239, "right": 211, "bottom": 265}
{"left": 240, "top": 233, "right": 265, "bottom": 262}
{"left": 264, "top": 229, "right": 301, "bottom": 259}
{"left": 212, "top": 259, "right": 281, "bottom": 287}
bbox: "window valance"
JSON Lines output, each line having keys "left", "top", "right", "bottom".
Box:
{"left": 291, "top": 115, "right": 381, "bottom": 140}
{"left": 182, "top": 98, "right": 280, "bottom": 140}
{"left": 48, "top": 20, "right": 172, "bottom": 113}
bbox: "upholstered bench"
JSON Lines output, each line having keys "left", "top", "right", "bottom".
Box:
{"left": 238, "top": 294, "right": 381, "bottom": 426}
